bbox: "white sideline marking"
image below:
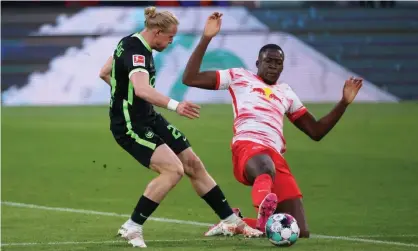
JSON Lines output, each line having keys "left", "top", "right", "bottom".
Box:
{"left": 0, "top": 238, "right": 219, "bottom": 247}
{"left": 3, "top": 236, "right": 418, "bottom": 249}
{"left": 350, "top": 234, "right": 418, "bottom": 238}
{"left": 313, "top": 234, "right": 418, "bottom": 248}
{"left": 2, "top": 201, "right": 418, "bottom": 248}
{"left": 1, "top": 201, "right": 211, "bottom": 227}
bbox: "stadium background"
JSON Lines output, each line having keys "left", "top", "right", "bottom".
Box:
{"left": 1, "top": 1, "right": 418, "bottom": 251}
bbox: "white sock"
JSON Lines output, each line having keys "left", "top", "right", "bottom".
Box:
{"left": 128, "top": 218, "right": 142, "bottom": 227}
{"left": 222, "top": 213, "right": 241, "bottom": 224}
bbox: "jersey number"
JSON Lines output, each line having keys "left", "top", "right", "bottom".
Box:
{"left": 167, "top": 125, "right": 182, "bottom": 140}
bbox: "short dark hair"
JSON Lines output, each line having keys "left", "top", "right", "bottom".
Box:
{"left": 258, "top": 44, "right": 284, "bottom": 57}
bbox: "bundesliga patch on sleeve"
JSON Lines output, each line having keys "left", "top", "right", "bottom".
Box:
{"left": 132, "top": 55, "right": 145, "bottom": 67}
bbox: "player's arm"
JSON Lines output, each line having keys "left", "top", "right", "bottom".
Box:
{"left": 123, "top": 46, "right": 200, "bottom": 119}
{"left": 182, "top": 36, "right": 217, "bottom": 89}
{"left": 182, "top": 12, "right": 223, "bottom": 90}
{"left": 292, "top": 103, "right": 349, "bottom": 141}
{"left": 291, "top": 77, "right": 363, "bottom": 141}
{"left": 130, "top": 72, "right": 172, "bottom": 109}
{"left": 129, "top": 72, "right": 200, "bottom": 119}
{"left": 99, "top": 56, "right": 113, "bottom": 86}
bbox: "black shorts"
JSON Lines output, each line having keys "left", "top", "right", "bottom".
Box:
{"left": 112, "top": 114, "right": 191, "bottom": 168}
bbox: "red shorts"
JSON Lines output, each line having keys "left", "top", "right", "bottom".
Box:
{"left": 231, "top": 140, "right": 302, "bottom": 203}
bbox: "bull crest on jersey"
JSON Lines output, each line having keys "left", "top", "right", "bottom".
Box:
{"left": 251, "top": 87, "right": 281, "bottom": 102}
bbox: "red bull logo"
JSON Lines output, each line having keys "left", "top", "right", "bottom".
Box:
{"left": 251, "top": 87, "right": 266, "bottom": 96}
{"left": 251, "top": 87, "right": 281, "bottom": 101}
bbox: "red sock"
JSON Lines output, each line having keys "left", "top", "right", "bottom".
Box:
{"left": 243, "top": 217, "right": 257, "bottom": 229}
{"left": 251, "top": 174, "right": 273, "bottom": 212}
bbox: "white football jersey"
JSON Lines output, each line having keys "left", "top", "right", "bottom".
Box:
{"left": 216, "top": 68, "right": 307, "bottom": 154}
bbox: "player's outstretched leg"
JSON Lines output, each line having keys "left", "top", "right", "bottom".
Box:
{"left": 245, "top": 154, "right": 278, "bottom": 232}
{"left": 178, "top": 148, "right": 263, "bottom": 238}
{"left": 240, "top": 159, "right": 309, "bottom": 237}
{"left": 275, "top": 198, "right": 310, "bottom": 238}
{"left": 271, "top": 165, "right": 309, "bottom": 238}
{"left": 119, "top": 144, "right": 185, "bottom": 247}
{"left": 241, "top": 186, "right": 309, "bottom": 237}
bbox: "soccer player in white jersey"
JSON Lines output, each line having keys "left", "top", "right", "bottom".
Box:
{"left": 182, "top": 12, "right": 363, "bottom": 237}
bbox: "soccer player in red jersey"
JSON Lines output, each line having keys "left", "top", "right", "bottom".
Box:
{"left": 182, "top": 13, "right": 363, "bottom": 238}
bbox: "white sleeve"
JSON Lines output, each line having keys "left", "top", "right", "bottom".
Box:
{"left": 215, "top": 69, "right": 233, "bottom": 90}
{"left": 286, "top": 86, "right": 308, "bottom": 122}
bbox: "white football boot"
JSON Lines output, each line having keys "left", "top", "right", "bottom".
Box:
{"left": 204, "top": 213, "right": 263, "bottom": 238}
{"left": 117, "top": 219, "right": 130, "bottom": 237}
{"left": 118, "top": 219, "right": 147, "bottom": 248}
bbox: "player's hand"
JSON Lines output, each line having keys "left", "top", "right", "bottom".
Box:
{"left": 203, "top": 12, "right": 223, "bottom": 39}
{"left": 342, "top": 76, "right": 363, "bottom": 105}
{"left": 176, "top": 101, "right": 201, "bottom": 119}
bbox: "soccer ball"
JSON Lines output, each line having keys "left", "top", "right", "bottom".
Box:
{"left": 265, "top": 213, "right": 300, "bottom": 247}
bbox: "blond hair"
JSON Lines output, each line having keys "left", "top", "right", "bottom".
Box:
{"left": 144, "top": 6, "right": 179, "bottom": 32}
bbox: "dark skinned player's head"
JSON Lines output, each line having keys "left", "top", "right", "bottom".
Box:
{"left": 256, "top": 44, "right": 285, "bottom": 85}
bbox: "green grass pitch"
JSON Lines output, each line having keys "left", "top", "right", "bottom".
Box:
{"left": 1, "top": 103, "right": 418, "bottom": 250}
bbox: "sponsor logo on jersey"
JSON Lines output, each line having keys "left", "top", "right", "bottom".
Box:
{"left": 145, "top": 130, "right": 154, "bottom": 139}
{"left": 251, "top": 87, "right": 281, "bottom": 101}
{"left": 133, "top": 54, "right": 145, "bottom": 67}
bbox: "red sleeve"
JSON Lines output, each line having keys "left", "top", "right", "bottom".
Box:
{"left": 215, "top": 71, "right": 221, "bottom": 90}
{"left": 287, "top": 107, "right": 308, "bottom": 122}
{"left": 215, "top": 69, "right": 233, "bottom": 90}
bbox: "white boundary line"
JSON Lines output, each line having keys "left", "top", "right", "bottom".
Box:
{"left": 312, "top": 235, "right": 418, "bottom": 248}
{"left": 1, "top": 238, "right": 224, "bottom": 247}
{"left": 350, "top": 234, "right": 418, "bottom": 238}
{"left": 2, "top": 201, "right": 418, "bottom": 248}
{"left": 1, "top": 201, "right": 211, "bottom": 227}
